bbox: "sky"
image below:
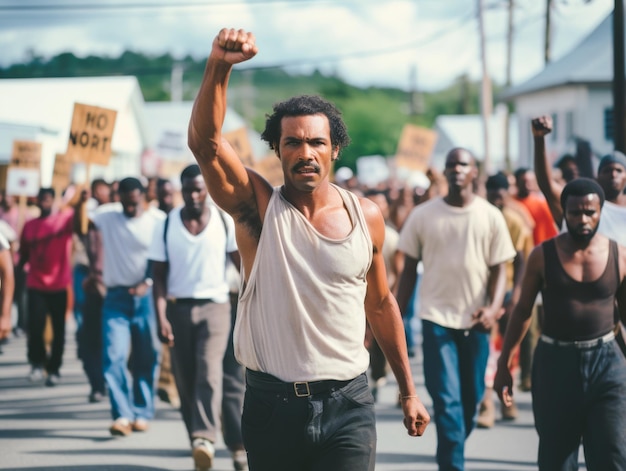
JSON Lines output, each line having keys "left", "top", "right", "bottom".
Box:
{"left": 0, "top": 0, "right": 616, "bottom": 92}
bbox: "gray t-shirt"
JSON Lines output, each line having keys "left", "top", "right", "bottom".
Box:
{"left": 92, "top": 203, "right": 166, "bottom": 288}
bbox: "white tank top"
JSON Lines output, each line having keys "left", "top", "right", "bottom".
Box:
{"left": 235, "top": 185, "right": 372, "bottom": 382}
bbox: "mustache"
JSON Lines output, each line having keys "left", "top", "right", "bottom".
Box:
{"left": 292, "top": 161, "right": 321, "bottom": 173}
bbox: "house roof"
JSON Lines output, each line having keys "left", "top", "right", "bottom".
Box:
{"left": 432, "top": 112, "right": 518, "bottom": 171}
{"left": 501, "top": 12, "right": 614, "bottom": 100}
{"left": 143, "top": 101, "right": 268, "bottom": 161}
{"left": 0, "top": 76, "right": 148, "bottom": 153}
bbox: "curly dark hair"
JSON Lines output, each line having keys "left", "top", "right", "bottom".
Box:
{"left": 260, "top": 95, "right": 351, "bottom": 155}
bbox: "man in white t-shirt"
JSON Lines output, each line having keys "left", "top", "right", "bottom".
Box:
{"left": 396, "top": 148, "right": 516, "bottom": 471}
{"left": 148, "top": 164, "right": 245, "bottom": 471}
{"left": 87, "top": 177, "right": 165, "bottom": 437}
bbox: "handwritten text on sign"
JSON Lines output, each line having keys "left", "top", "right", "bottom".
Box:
{"left": 66, "top": 103, "right": 117, "bottom": 166}
{"left": 11, "top": 140, "right": 42, "bottom": 169}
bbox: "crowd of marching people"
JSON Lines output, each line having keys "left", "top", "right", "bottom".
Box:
{"left": 1, "top": 27, "right": 625, "bottom": 471}
{"left": 1, "top": 109, "right": 626, "bottom": 471}
{"left": 0, "top": 110, "right": 625, "bottom": 470}
{"left": 0, "top": 170, "right": 249, "bottom": 471}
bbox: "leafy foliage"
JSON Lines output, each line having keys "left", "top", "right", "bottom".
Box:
{"left": 0, "top": 51, "right": 499, "bottom": 171}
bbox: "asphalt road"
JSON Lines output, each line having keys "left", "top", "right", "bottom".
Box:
{"left": 0, "top": 321, "right": 584, "bottom": 471}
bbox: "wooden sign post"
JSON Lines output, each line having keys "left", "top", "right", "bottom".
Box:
{"left": 65, "top": 103, "right": 117, "bottom": 233}
{"left": 51, "top": 153, "right": 73, "bottom": 200}
{"left": 6, "top": 140, "right": 42, "bottom": 234}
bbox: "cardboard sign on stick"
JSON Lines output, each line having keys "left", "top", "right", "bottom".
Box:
{"left": 0, "top": 164, "right": 9, "bottom": 191}
{"left": 66, "top": 103, "right": 117, "bottom": 166}
{"left": 11, "top": 140, "right": 41, "bottom": 169}
{"left": 395, "top": 124, "right": 438, "bottom": 173}
{"left": 254, "top": 155, "right": 284, "bottom": 187}
{"left": 6, "top": 168, "right": 40, "bottom": 197}
{"left": 159, "top": 160, "right": 191, "bottom": 180}
{"left": 224, "top": 127, "right": 255, "bottom": 167}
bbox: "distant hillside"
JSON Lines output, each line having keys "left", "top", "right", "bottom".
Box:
{"left": 0, "top": 51, "right": 495, "bottom": 171}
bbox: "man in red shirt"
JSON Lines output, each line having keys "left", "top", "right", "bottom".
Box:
{"left": 19, "top": 188, "right": 76, "bottom": 387}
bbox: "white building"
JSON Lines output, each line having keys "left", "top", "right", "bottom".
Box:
{"left": 501, "top": 11, "right": 618, "bottom": 169}
{"left": 0, "top": 76, "right": 148, "bottom": 185}
{"left": 142, "top": 101, "right": 267, "bottom": 180}
{"left": 431, "top": 106, "right": 518, "bottom": 174}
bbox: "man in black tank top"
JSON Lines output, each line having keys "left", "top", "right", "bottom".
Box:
{"left": 495, "top": 178, "right": 626, "bottom": 471}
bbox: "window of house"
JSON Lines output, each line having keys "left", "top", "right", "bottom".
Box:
{"left": 551, "top": 113, "right": 558, "bottom": 142}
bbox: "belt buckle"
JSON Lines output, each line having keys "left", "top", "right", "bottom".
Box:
{"left": 293, "top": 381, "right": 311, "bottom": 397}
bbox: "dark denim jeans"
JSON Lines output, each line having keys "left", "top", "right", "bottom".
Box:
{"left": 80, "top": 290, "right": 105, "bottom": 395}
{"left": 532, "top": 338, "right": 626, "bottom": 471}
{"left": 102, "top": 287, "right": 159, "bottom": 421}
{"left": 72, "top": 264, "right": 88, "bottom": 344}
{"left": 421, "top": 319, "right": 490, "bottom": 471}
{"left": 242, "top": 372, "right": 376, "bottom": 471}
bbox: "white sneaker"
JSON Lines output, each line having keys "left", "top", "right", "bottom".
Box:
{"left": 192, "top": 438, "right": 214, "bottom": 471}
{"left": 29, "top": 367, "right": 44, "bottom": 382}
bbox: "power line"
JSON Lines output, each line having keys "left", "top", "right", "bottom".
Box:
{"left": 0, "top": 0, "right": 365, "bottom": 13}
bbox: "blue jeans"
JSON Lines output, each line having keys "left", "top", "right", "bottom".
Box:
{"left": 404, "top": 278, "right": 420, "bottom": 352}
{"left": 532, "top": 338, "right": 626, "bottom": 470}
{"left": 421, "top": 320, "right": 490, "bottom": 471}
{"left": 242, "top": 371, "right": 376, "bottom": 471}
{"left": 102, "top": 287, "right": 159, "bottom": 421}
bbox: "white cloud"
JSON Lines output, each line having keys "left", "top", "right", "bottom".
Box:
{"left": 0, "top": 0, "right": 616, "bottom": 92}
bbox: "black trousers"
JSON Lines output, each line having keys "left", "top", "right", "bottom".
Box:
{"left": 27, "top": 289, "right": 68, "bottom": 374}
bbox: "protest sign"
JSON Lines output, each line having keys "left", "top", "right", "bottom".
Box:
{"left": 7, "top": 140, "right": 41, "bottom": 197}
{"left": 224, "top": 127, "right": 255, "bottom": 167}
{"left": 395, "top": 124, "right": 438, "bottom": 173}
{"left": 66, "top": 103, "right": 117, "bottom": 166}
{"left": 51, "top": 153, "right": 73, "bottom": 198}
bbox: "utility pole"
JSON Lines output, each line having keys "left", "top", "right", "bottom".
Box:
{"left": 503, "top": 0, "right": 514, "bottom": 171}
{"left": 170, "top": 62, "right": 183, "bottom": 102}
{"left": 544, "top": 0, "right": 552, "bottom": 64}
{"left": 478, "top": 0, "right": 492, "bottom": 176}
{"left": 409, "top": 64, "right": 424, "bottom": 116}
{"left": 614, "top": 0, "right": 625, "bottom": 152}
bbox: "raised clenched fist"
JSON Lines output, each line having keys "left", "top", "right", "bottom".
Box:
{"left": 212, "top": 28, "right": 258, "bottom": 65}
{"left": 531, "top": 115, "right": 552, "bottom": 137}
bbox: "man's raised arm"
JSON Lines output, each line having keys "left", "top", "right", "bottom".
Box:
{"left": 188, "top": 28, "right": 260, "bottom": 214}
{"left": 532, "top": 115, "right": 564, "bottom": 227}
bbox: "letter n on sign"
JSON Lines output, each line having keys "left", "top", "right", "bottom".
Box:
{"left": 66, "top": 102, "right": 117, "bottom": 166}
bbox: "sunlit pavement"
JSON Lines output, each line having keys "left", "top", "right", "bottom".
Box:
{"left": 0, "top": 322, "right": 584, "bottom": 470}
